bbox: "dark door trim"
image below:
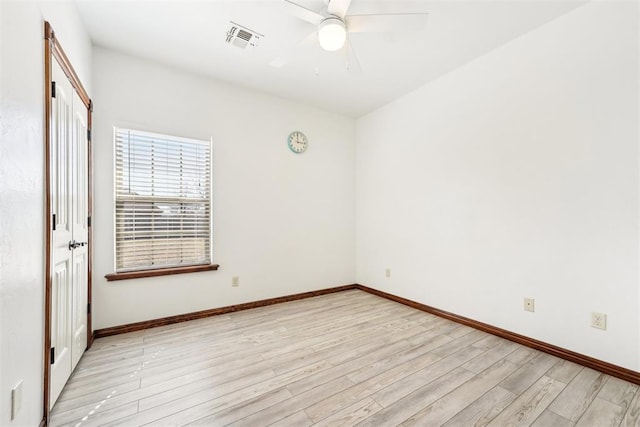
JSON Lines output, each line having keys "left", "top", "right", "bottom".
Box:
{"left": 42, "top": 21, "right": 93, "bottom": 427}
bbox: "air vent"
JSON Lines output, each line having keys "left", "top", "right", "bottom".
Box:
{"left": 226, "top": 22, "right": 263, "bottom": 50}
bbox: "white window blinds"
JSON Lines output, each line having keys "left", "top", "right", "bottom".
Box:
{"left": 114, "top": 128, "right": 211, "bottom": 272}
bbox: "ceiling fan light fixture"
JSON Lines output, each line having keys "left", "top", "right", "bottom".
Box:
{"left": 318, "top": 17, "right": 346, "bottom": 51}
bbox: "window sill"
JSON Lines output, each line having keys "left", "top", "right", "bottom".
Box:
{"left": 105, "top": 264, "right": 219, "bottom": 282}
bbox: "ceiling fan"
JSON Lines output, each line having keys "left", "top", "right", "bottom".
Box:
{"left": 271, "top": 0, "right": 429, "bottom": 70}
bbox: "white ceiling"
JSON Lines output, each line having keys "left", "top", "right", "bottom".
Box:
{"left": 75, "top": 0, "right": 585, "bottom": 117}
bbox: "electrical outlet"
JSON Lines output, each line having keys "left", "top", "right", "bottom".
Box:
{"left": 11, "top": 380, "right": 22, "bottom": 420}
{"left": 231, "top": 276, "right": 239, "bottom": 287}
{"left": 591, "top": 312, "right": 607, "bottom": 330}
{"left": 385, "top": 268, "right": 391, "bottom": 278}
{"left": 524, "top": 297, "right": 535, "bottom": 312}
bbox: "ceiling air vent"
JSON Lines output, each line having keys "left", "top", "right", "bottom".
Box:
{"left": 226, "top": 22, "right": 263, "bottom": 50}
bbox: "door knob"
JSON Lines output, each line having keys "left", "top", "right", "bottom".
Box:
{"left": 68, "top": 240, "right": 88, "bottom": 250}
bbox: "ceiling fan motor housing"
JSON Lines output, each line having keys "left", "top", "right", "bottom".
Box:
{"left": 318, "top": 16, "right": 346, "bottom": 51}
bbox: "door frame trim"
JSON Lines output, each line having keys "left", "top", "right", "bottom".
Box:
{"left": 43, "top": 21, "right": 93, "bottom": 426}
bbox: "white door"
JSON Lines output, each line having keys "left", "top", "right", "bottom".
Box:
{"left": 50, "top": 60, "right": 89, "bottom": 409}
{"left": 71, "top": 87, "right": 88, "bottom": 370}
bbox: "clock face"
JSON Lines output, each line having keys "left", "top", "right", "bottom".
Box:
{"left": 287, "top": 131, "right": 308, "bottom": 154}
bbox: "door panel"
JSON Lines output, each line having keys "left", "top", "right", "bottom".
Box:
{"left": 51, "top": 65, "right": 72, "bottom": 242}
{"left": 72, "top": 251, "right": 87, "bottom": 369}
{"left": 71, "top": 89, "right": 88, "bottom": 370}
{"left": 50, "top": 259, "right": 71, "bottom": 407}
{"left": 50, "top": 62, "right": 73, "bottom": 409}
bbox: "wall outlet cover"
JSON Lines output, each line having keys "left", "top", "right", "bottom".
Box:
{"left": 591, "top": 312, "right": 607, "bottom": 330}
{"left": 524, "top": 297, "right": 535, "bottom": 312}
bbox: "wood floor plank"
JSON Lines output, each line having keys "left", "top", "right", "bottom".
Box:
{"left": 136, "top": 366, "right": 279, "bottom": 413}
{"left": 56, "top": 376, "right": 142, "bottom": 403}
{"left": 89, "top": 334, "right": 145, "bottom": 352}
{"left": 267, "top": 410, "right": 313, "bottom": 427}
{"left": 229, "top": 376, "right": 354, "bottom": 426}
{"left": 471, "top": 334, "right": 504, "bottom": 351}
{"left": 257, "top": 315, "right": 399, "bottom": 360}
{"left": 285, "top": 334, "right": 418, "bottom": 396}
{"left": 499, "top": 352, "right": 560, "bottom": 395}
{"left": 53, "top": 379, "right": 141, "bottom": 412}
{"left": 345, "top": 334, "right": 452, "bottom": 384}
{"left": 442, "top": 386, "right": 516, "bottom": 427}
{"left": 597, "top": 376, "right": 639, "bottom": 409}
{"left": 399, "top": 358, "right": 520, "bottom": 426}
{"left": 78, "top": 323, "right": 262, "bottom": 373}
{"left": 531, "top": 409, "right": 575, "bottom": 427}
{"left": 54, "top": 401, "right": 138, "bottom": 427}
{"left": 371, "top": 346, "right": 483, "bottom": 408}
{"left": 322, "top": 327, "right": 423, "bottom": 368}
{"left": 50, "top": 389, "right": 132, "bottom": 427}
{"left": 548, "top": 367, "right": 607, "bottom": 422}
{"left": 462, "top": 340, "right": 518, "bottom": 374}
{"left": 621, "top": 388, "right": 640, "bottom": 426}
{"left": 407, "top": 320, "right": 456, "bottom": 346}
{"left": 413, "top": 315, "right": 453, "bottom": 330}
{"left": 487, "top": 376, "right": 567, "bottom": 426}
{"left": 205, "top": 315, "right": 403, "bottom": 386}
{"left": 51, "top": 368, "right": 277, "bottom": 427}
{"left": 138, "top": 351, "right": 265, "bottom": 388}
{"left": 303, "top": 349, "right": 444, "bottom": 421}
{"left": 67, "top": 338, "right": 257, "bottom": 389}
{"left": 546, "top": 360, "right": 583, "bottom": 384}
{"left": 49, "top": 290, "right": 636, "bottom": 427}
{"left": 445, "top": 324, "right": 478, "bottom": 339}
{"left": 73, "top": 348, "right": 144, "bottom": 372}
{"left": 506, "top": 346, "right": 538, "bottom": 365}
{"left": 313, "top": 398, "right": 383, "bottom": 427}
{"left": 139, "top": 359, "right": 330, "bottom": 414}
{"left": 158, "top": 387, "right": 293, "bottom": 426}
{"left": 118, "top": 356, "right": 332, "bottom": 426}
{"left": 429, "top": 329, "right": 487, "bottom": 358}
{"left": 360, "top": 367, "right": 476, "bottom": 427}
{"left": 575, "top": 397, "right": 625, "bottom": 427}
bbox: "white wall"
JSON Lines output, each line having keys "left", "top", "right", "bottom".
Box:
{"left": 92, "top": 47, "right": 356, "bottom": 329}
{"left": 0, "top": 1, "right": 92, "bottom": 425}
{"left": 356, "top": 1, "right": 639, "bottom": 371}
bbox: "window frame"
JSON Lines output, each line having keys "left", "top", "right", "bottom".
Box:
{"left": 106, "top": 127, "right": 218, "bottom": 281}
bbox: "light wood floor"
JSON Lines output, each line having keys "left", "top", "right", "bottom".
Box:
{"left": 50, "top": 290, "right": 640, "bottom": 426}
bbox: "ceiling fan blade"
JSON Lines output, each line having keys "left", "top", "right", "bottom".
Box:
{"left": 269, "top": 31, "right": 318, "bottom": 68}
{"left": 327, "top": 0, "right": 352, "bottom": 19}
{"left": 345, "top": 13, "right": 429, "bottom": 33}
{"left": 343, "top": 35, "right": 362, "bottom": 74}
{"left": 284, "top": 0, "right": 324, "bottom": 25}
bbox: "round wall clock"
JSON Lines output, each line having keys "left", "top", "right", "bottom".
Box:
{"left": 287, "top": 131, "right": 308, "bottom": 154}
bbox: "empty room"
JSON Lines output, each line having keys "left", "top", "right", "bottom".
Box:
{"left": 1, "top": 0, "right": 639, "bottom": 425}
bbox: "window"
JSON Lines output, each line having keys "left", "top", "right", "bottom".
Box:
{"left": 113, "top": 128, "right": 212, "bottom": 274}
